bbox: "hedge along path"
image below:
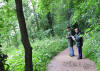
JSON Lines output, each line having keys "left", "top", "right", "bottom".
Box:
{"left": 47, "top": 45, "right": 97, "bottom": 71}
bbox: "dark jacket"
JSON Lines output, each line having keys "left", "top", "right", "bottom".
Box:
{"left": 75, "top": 32, "right": 83, "bottom": 47}
{"left": 66, "top": 30, "right": 73, "bottom": 47}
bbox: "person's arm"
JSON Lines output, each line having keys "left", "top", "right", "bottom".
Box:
{"left": 71, "top": 36, "right": 75, "bottom": 40}
{"left": 66, "top": 35, "right": 71, "bottom": 39}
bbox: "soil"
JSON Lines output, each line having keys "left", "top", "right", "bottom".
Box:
{"left": 47, "top": 46, "right": 97, "bottom": 71}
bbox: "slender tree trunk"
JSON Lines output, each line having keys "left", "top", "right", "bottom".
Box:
{"left": 27, "top": 0, "right": 39, "bottom": 31}
{"left": 33, "top": 5, "right": 39, "bottom": 31}
{"left": 65, "top": 0, "right": 73, "bottom": 26}
{"left": 33, "top": 0, "right": 39, "bottom": 31}
{"left": 15, "top": 0, "right": 33, "bottom": 71}
{"left": 47, "top": 12, "right": 54, "bottom": 36}
{"left": 12, "top": 24, "right": 19, "bottom": 48}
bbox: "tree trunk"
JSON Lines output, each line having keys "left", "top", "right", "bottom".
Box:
{"left": 27, "top": 0, "right": 39, "bottom": 31}
{"left": 47, "top": 12, "right": 54, "bottom": 36}
{"left": 15, "top": 0, "right": 33, "bottom": 71}
{"left": 33, "top": 0, "right": 39, "bottom": 31}
{"left": 66, "top": 0, "right": 73, "bottom": 26}
{"left": 12, "top": 23, "right": 19, "bottom": 48}
{"left": 33, "top": 5, "right": 39, "bottom": 31}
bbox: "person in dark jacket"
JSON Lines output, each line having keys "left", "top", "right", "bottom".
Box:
{"left": 66, "top": 27, "right": 74, "bottom": 57}
{"left": 72, "top": 28, "right": 83, "bottom": 59}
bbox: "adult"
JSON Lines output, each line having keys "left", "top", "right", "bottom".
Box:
{"left": 72, "top": 28, "right": 83, "bottom": 59}
{"left": 66, "top": 27, "right": 74, "bottom": 57}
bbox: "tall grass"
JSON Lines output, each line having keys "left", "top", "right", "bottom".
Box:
{"left": 3, "top": 37, "right": 67, "bottom": 71}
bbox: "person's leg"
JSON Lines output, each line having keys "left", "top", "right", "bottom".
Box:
{"left": 78, "top": 46, "right": 82, "bottom": 59}
{"left": 68, "top": 47, "right": 71, "bottom": 56}
{"left": 69, "top": 46, "right": 74, "bottom": 56}
{"left": 77, "top": 47, "right": 80, "bottom": 59}
{"left": 79, "top": 46, "right": 82, "bottom": 59}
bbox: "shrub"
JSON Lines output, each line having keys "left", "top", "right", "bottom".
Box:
{"left": 83, "top": 32, "right": 100, "bottom": 71}
{"left": 4, "top": 37, "right": 67, "bottom": 71}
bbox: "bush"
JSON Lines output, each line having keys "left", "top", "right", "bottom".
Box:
{"left": 4, "top": 37, "right": 67, "bottom": 71}
{"left": 0, "top": 46, "right": 8, "bottom": 71}
{"left": 83, "top": 32, "right": 100, "bottom": 71}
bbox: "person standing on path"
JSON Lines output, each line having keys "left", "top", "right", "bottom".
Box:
{"left": 72, "top": 28, "right": 83, "bottom": 59}
{"left": 66, "top": 27, "right": 74, "bottom": 57}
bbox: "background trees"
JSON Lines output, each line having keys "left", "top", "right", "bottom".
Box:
{"left": 0, "top": 0, "right": 100, "bottom": 71}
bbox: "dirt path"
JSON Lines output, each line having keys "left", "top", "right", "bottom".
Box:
{"left": 47, "top": 46, "right": 97, "bottom": 71}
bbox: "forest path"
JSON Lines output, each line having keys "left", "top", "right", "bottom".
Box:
{"left": 47, "top": 46, "right": 97, "bottom": 71}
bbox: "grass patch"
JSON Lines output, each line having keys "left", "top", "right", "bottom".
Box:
{"left": 3, "top": 37, "right": 67, "bottom": 71}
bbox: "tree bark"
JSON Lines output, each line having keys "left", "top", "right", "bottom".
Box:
{"left": 33, "top": 5, "right": 39, "bottom": 31}
{"left": 15, "top": 0, "right": 33, "bottom": 71}
{"left": 12, "top": 23, "right": 19, "bottom": 48}
{"left": 27, "top": 0, "right": 39, "bottom": 31}
{"left": 47, "top": 12, "right": 54, "bottom": 36}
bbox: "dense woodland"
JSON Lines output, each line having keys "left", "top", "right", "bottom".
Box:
{"left": 0, "top": 0, "right": 100, "bottom": 71}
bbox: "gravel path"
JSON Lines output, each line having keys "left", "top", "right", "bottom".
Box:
{"left": 47, "top": 46, "right": 97, "bottom": 71}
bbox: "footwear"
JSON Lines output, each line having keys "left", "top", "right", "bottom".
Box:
{"left": 69, "top": 54, "right": 75, "bottom": 57}
{"left": 77, "top": 58, "right": 82, "bottom": 60}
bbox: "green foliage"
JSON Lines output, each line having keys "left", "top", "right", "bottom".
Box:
{"left": 1, "top": 0, "right": 100, "bottom": 71}
{"left": 71, "top": 0, "right": 100, "bottom": 29}
{"left": 0, "top": 0, "right": 18, "bottom": 47}
{"left": 37, "top": 0, "right": 55, "bottom": 15}
{"left": 0, "top": 47, "right": 8, "bottom": 71}
{"left": 3, "top": 38, "right": 67, "bottom": 71}
{"left": 83, "top": 32, "right": 100, "bottom": 71}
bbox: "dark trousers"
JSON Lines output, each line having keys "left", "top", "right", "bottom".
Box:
{"left": 77, "top": 46, "right": 82, "bottom": 59}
